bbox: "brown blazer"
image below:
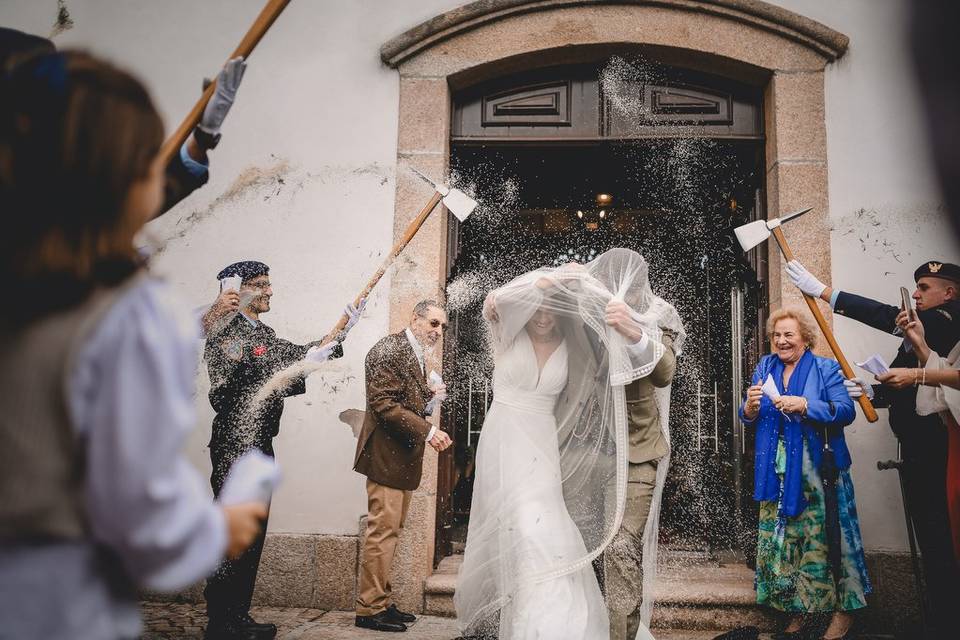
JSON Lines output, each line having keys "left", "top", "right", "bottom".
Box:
{"left": 353, "top": 332, "right": 433, "bottom": 491}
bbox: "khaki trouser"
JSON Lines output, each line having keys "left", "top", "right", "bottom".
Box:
{"left": 606, "top": 460, "right": 658, "bottom": 640}
{"left": 356, "top": 479, "right": 412, "bottom": 616}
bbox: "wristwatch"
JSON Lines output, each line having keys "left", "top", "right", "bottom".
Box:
{"left": 193, "top": 126, "right": 221, "bottom": 150}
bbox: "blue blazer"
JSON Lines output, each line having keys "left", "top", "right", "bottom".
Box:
{"left": 740, "top": 353, "right": 856, "bottom": 516}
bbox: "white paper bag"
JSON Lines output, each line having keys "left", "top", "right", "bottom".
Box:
{"left": 761, "top": 373, "right": 781, "bottom": 401}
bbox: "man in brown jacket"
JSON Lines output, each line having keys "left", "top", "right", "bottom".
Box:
{"left": 353, "top": 300, "right": 452, "bottom": 633}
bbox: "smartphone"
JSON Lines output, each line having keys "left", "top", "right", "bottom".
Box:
{"left": 900, "top": 286, "right": 917, "bottom": 321}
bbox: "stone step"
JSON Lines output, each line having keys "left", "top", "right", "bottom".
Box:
{"left": 423, "top": 554, "right": 778, "bottom": 631}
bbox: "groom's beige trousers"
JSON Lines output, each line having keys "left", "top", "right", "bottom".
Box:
{"left": 606, "top": 460, "right": 659, "bottom": 640}
{"left": 356, "top": 479, "right": 412, "bottom": 616}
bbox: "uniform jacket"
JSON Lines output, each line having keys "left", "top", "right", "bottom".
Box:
{"left": 204, "top": 314, "right": 341, "bottom": 450}
{"left": 162, "top": 151, "right": 209, "bottom": 215}
{"left": 354, "top": 332, "right": 433, "bottom": 491}
{"left": 834, "top": 291, "right": 960, "bottom": 441}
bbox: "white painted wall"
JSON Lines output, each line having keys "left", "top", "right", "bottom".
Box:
{"left": 2, "top": 1, "right": 951, "bottom": 550}
{"left": 773, "top": 0, "right": 958, "bottom": 552}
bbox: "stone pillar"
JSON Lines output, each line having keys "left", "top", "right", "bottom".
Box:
{"left": 372, "top": 73, "right": 450, "bottom": 613}
{"left": 764, "top": 69, "right": 834, "bottom": 354}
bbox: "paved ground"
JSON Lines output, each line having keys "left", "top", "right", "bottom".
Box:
{"left": 141, "top": 603, "right": 894, "bottom": 639}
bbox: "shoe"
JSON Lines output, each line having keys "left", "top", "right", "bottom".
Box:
{"left": 385, "top": 604, "right": 417, "bottom": 623}
{"left": 203, "top": 623, "right": 262, "bottom": 640}
{"left": 237, "top": 613, "right": 277, "bottom": 639}
{"left": 712, "top": 627, "right": 760, "bottom": 640}
{"left": 355, "top": 610, "right": 407, "bottom": 632}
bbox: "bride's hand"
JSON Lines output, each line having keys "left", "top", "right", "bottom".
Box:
{"left": 483, "top": 292, "right": 499, "bottom": 322}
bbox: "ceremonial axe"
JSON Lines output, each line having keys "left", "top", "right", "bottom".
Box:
{"left": 734, "top": 208, "right": 879, "bottom": 423}
{"left": 318, "top": 169, "right": 478, "bottom": 345}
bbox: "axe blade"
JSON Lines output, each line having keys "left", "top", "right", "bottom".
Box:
{"left": 734, "top": 219, "right": 771, "bottom": 252}
{"left": 442, "top": 188, "right": 478, "bottom": 222}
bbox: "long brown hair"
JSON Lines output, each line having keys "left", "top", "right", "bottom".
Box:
{"left": 0, "top": 50, "right": 164, "bottom": 322}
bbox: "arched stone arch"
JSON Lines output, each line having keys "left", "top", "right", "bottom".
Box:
{"left": 377, "top": 0, "right": 848, "bottom": 613}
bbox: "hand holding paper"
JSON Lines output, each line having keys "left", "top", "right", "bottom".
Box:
{"left": 761, "top": 374, "right": 781, "bottom": 401}
{"left": 856, "top": 354, "right": 890, "bottom": 377}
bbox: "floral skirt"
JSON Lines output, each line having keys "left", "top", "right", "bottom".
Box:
{"left": 755, "top": 441, "right": 871, "bottom": 613}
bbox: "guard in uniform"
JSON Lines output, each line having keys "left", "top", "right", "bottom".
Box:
{"left": 787, "top": 259, "right": 960, "bottom": 635}
{"left": 203, "top": 260, "right": 361, "bottom": 640}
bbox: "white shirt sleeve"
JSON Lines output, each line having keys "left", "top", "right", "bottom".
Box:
{"left": 68, "top": 277, "right": 226, "bottom": 592}
{"left": 426, "top": 426, "right": 438, "bottom": 442}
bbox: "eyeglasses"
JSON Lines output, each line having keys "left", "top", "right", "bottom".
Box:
{"left": 429, "top": 319, "right": 448, "bottom": 330}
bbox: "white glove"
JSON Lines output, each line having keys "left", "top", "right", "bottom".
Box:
{"left": 343, "top": 298, "right": 366, "bottom": 333}
{"left": 199, "top": 57, "right": 246, "bottom": 135}
{"left": 843, "top": 377, "right": 874, "bottom": 400}
{"left": 305, "top": 342, "right": 338, "bottom": 362}
{"left": 785, "top": 260, "right": 827, "bottom": 298}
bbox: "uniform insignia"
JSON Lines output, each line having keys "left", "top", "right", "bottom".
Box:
{"left": 937, "top": 308, "right": 953, "bottom": 321}
{"left": 929, "top": 262, "right": 943, "bottom": 273}
{"left": 253, "top": 345, "right": 267, "bottom": 357}
{"left": 222, "top": 339, "right": 243, "bottom": 361}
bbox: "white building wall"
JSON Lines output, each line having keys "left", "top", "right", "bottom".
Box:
{"left": 1, "top": 0, "right": 952, "bottom": 550}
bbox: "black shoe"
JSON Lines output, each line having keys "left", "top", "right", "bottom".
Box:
{"left": 237, "top": 613, "right": 277, "bottom": 639}
{"left": 385, "top": 604, "right": 417, "bottom": 623}
{"left": 712, "top": 627, "right": 760, "bottom": 640}
{"left": 355, "top": 610, "right": 407, "bottom": 632}
{"left": 203, "top": 623, "right": 262, "bottom": 640}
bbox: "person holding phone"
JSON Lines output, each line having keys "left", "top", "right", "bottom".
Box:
{"left": 203, "top": 260, "right": 364, "bottom": 639}
{"left": 786, "top": 259, "right": 960, "bottom": 635}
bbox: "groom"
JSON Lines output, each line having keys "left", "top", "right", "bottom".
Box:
{"left": 353, "top": 300, "right": 452, "bottom": 632}
{"left": 563, "top": 296, "right": 677, "bottom": 640}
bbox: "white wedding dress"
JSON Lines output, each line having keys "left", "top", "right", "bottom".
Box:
{"left": 455, "top": 250, "right": 679, "bottom": 640}
{"left": 455, "top": 329, "right": 609, "bottom": 639}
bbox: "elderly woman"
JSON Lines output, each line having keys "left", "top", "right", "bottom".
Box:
{"left": 741, "top": 308, "right": 870, "bottom": 640}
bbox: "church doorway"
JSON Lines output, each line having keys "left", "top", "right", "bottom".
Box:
{"left": 437, "top": 58, "right": 769, "bottom": 562}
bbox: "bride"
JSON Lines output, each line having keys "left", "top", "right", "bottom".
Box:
{"left": 454, "top": 249, "right": 673, "bottom": 640}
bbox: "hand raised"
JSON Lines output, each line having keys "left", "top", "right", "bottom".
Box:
{"left": 605, "top": 299, "right": 645, "bottom": 342}
{"left": 483, "top": 292, "right": 499, "bottom": 323}
{"left": 744, "top": 384, "right": 763, "bottom": 417}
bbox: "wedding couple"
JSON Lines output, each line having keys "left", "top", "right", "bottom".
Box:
{"left": 354, "top": 249, "right": 684, "bottom": 639}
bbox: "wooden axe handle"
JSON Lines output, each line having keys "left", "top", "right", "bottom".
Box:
{"left": 770, "top": 227, "right": 879, "bottom": 423}
{"left": 156, "top": 0, "right": 293, "bottom": 167}
{"left": 319, "top": 190, "right": 445, "bottom": 345}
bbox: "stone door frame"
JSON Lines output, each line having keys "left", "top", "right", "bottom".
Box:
{"left": 377, "top": 0, "right": 848, "bottom": 613}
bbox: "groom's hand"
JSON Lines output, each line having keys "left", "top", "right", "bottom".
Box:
{"left": 605, "top": 299, "right": 645, "bottom": 342}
